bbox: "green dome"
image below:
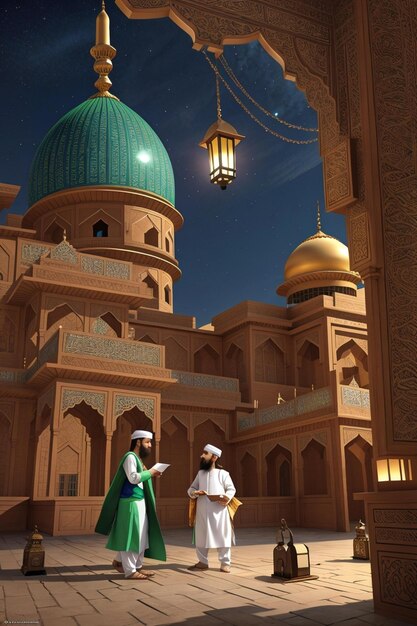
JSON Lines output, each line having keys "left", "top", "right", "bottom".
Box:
{"left": 29, "top": 97, "right": 175, "bottom": 206}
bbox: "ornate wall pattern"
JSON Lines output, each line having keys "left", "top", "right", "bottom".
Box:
{"left": 374, "top": 509, "right": 417, "bottom": 525}
{"left": 341, "top": 383, "right": 370, "bottom": 409}
{"left": 50, "top": 240, "right": 78, "bottom": 264}
{"left": 61, "top": 388, "right": 106, "bottom": 417}
{"left": 380, "top": 554, "right": 417, "bottom": 609}
{"left": 21, "top": 243, "right": 52, "bottom": 264}
{"left": 64, "top": 332, "right": 162, "bottom": 366}
{"left": 172, "top": 370, "right": 239, "bottom": 392}
{"left": 368, "top": 0, "right": 417, "bottom": 442}
{"left": 114, "top": 395, "right": 155, "bottom": 419}
{"left": 21, "top": 240, "right": 131, "bottom": 280}
{"left": 375, "top": 528, "right": 417, "bottom": 546}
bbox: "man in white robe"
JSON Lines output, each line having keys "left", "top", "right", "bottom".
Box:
{"left": 187, "top": 444, "right": 236, "bottom": 573}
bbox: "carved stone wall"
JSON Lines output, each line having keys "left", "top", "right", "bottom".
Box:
{"left": 366, "top": 0, "right": 417, "bottom": 445}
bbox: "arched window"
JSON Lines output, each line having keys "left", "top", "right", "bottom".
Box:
{"left": 142, "top": 274, "right": 158, "bottom": 299}
{"left": 164, "top": 285, "right": 171, "bottom": 304}
{"left": 93, "top": 220, "right": 108, "bottom": 237}
{"left": 144, "top": 227, "right": 159, "bottom": 247}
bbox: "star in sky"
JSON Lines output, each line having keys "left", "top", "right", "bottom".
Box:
{"left": 0, "top": 0, "right": 348, "bottom": 326}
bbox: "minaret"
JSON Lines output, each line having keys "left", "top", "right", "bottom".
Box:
{"left": 89, "top": 1, "right": 119, "bottom": 100}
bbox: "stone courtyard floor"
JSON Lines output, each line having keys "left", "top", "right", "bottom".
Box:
{"left": 0, "top": 527, "right": 414, "bottom": 626}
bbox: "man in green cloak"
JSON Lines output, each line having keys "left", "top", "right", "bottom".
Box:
{"left": 95, "top": 429, "right": 166, "bottom": 579}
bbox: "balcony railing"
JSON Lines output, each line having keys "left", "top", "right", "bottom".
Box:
{"left": 171, "top": 370, "right": 239, "bottom": 392}
{"left": 63, "top": 332, "right": 163, "bottom": 367}
{"left": 237, "top": 387, "right": 333, "bottom": 431}
{"left": 340, "top": 383, "right": 370, "bottom": 409}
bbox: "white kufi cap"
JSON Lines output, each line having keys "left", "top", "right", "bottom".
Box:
{"left": 204, "top": 443, "right": 222, "bottom": 458}
{"left": 131, "top": 430, "right": 153, "bottom": 440}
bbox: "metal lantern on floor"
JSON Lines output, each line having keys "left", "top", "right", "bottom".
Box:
{"left": 353, "top": 519, "right": 370, "bottom": 560}
{"left": 21, "top": 526, "right": 46, "bottom": 576}
{"left": 199, "top": 70, "right": 244, "bottom": 190}
{"left": 272, "top": 518, "right": 318, "bottom": 581}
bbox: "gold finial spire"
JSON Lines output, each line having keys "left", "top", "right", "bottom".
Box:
{"left": 89, "top": 1, "right": 119, "bottom": 99}
{"left": 316, "top": 200, "right": 322, "bottom": 232}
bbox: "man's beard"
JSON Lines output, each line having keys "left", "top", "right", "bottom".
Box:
{"left": 139, "top": 446, "right": 151, "bottom": 460}
{"left": 200, "top": 458, "right": 213, "bottom": 471}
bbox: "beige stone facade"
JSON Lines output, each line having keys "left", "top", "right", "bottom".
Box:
{"left": 0, "top": 175, "right": 373, "bottom": 540}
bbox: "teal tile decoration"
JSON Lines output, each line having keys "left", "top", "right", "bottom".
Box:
{"left": 29, "top": 97, "right": 175, "bottom": 206}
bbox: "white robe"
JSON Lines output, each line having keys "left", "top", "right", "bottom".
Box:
{"left": 188, "top": 468, "right": 236, "bottom": 548}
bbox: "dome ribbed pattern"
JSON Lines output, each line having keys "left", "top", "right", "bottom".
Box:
{"left": 29, "top": 97, "right": 175, "bottom": 206}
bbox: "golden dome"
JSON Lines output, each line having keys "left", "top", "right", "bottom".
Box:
{"left": 284, "top": 230, "right": 350, "bottom": 281}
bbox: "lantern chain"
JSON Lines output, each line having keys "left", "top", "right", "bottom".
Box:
{"left": 219, "top": 54, "right": 318, "bottom": 133}
{"left": 203, "top": 51, "right": 318, "bottom": 145}
{"left": 216, "top": 72, "right": 222, "bottom": 119}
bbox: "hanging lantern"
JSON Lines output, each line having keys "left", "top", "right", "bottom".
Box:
{"left": 200, "top": 68, "right": 244, "bottom": 190}
{"left": 199, "top": 118, "right": 244, "bottom": 190}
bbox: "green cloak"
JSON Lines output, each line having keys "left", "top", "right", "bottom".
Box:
{"left": 95, "top": 451, "right": 166, "bottom": 560}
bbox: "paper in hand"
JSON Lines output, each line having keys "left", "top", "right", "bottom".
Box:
{"left": 151, "top": 463, "right": 170, "bottom": 473}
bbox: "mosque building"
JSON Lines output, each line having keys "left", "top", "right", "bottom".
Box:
{"left": 0, "top": 4, "right": 372, "bottom": 535}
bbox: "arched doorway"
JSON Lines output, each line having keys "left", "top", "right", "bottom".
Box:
{"left": 111, "top": 408, "right": 154, "bottom": 479}
{"left": 345, "top": 435, "right": 373, "bottom": 522}
{"left": 266, "top": 444, "right": 292, "bottom": 497}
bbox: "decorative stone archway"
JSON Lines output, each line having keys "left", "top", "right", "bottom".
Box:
{"left": 116, "top": 1, "right": 417, "bottom": 621}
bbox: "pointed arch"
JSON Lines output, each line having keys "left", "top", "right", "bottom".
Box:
{"left": 164, "top": 336, "right": 188, "bottom": 370}
{"left": 111, "top": 407, "right": 154, "bottom": 478}
{"left": 193, "top": 418, "right": 226, "bottom": 473}
{"left": 160, "top": 416, "right": 188, "bottom": 497}
{"left": 93, "top": 219, "right": 108, "bottom": 238}
{"left": 225, "top": 343, "right": 246, "bottom": 383}
{"left": 345, "top": 435, "right": 373, "bottom": 521}
{"left": 61, "top": 401, "right": 106, "bottom": 497}
{"left": 337, "top": 339, "right": 369, "bottom": 388}
{"left": 302, "top": 438, "right": 327, "bottom": 495}
{"left": 141, "top": 273, "right": 158, "bottom": 299}
{"left": 139, "top": 334, "right": 157, "bottom": 344}
{"left": 240, "top": 452, "right": 259, "bottom": 497}
{"left": 266, "top": 444, "right": 292, "bottom": 496}
{"left": 44, "top": 217, "right": 71, "bottom": 243}
{"left": 144, "top": 226, "right": 159, "bottom": 247}
{"left": 298, "top": 339, "right": 321, "bottom": 388}
{"left": 91, "top": 311, "right": 122, "bottom": 338}
{"left": 47, "top": 303, "right": 83, "bottom": 332}
{"left": 255, "top": 338, "right": 285, "bottom": 383}
{"left": 194, "top": 343, "right": 220, "bottom": 375}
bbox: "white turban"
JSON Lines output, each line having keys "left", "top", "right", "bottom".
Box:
{"left": 204, "top": 443, "right": 222, "bottom": 458}
{"left": 131, "top": 430, "right": 153, "bottom": 440}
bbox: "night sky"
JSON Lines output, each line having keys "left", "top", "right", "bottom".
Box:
{"left": 0, "top": 1, "right": 347, "bottom": 326}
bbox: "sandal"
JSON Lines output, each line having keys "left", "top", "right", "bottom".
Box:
{"left": 112, "top": 559, "right": 124, "bottom": 574}
{"left": 137, "top": 569, "right": 155, "bottom": 577}
{"left": 127, "top": 571, "right": 148, "bottom": 580}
